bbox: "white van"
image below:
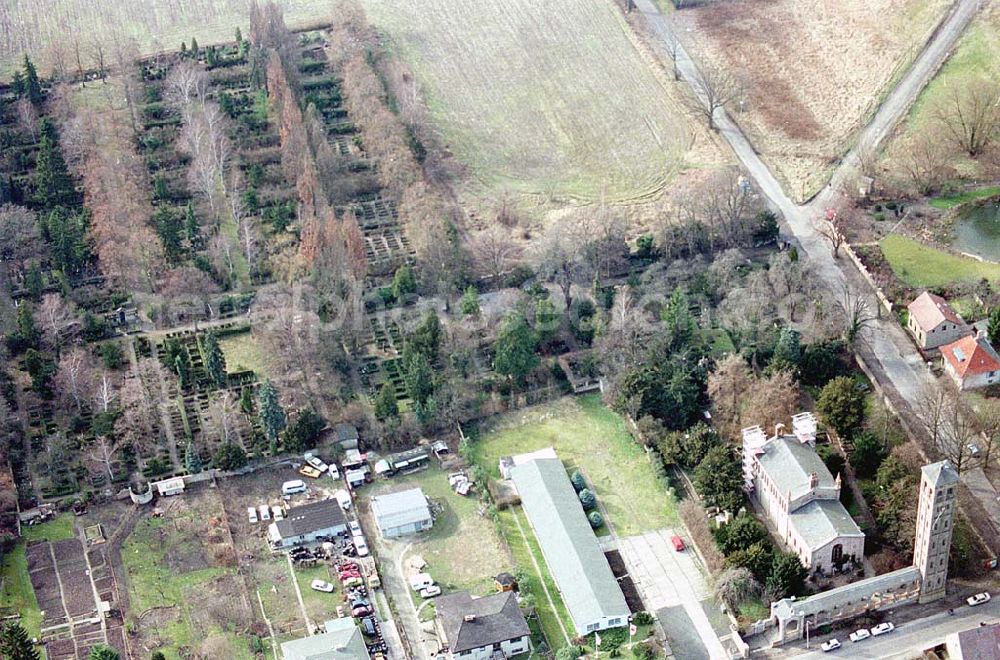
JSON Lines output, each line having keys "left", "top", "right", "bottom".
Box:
{"left": 271, "top": 505, "right": 285, "bottom": 521}
{"left": 335, "top": 489, "right": 352, "bottom": 511}
{"left": 282, "top": 480, "right": 307, "bottom": 496}
{"left": 247, "top": 507, "right": 259, "bottom": 523}
{"left": 328, "top": 463, "right": 340, "bottom": 480}
{"left": 258, "top": 504, "right": 271, "bottom": 521}
{"left": 354, "top": 535, "right": 370, "bottom": 557}
{"left": 408, "top": 573, "right": 434, "bottom": 591}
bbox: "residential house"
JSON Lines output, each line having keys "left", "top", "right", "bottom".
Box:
{"left": 907, "top": 292, "right": 969, "bottom": 349}
{"left": 435, "top": 591, "right": 530, "bottom": 660}
{"left": 510, "top": 457, "right": 629, "bottom": 636}
{"left": 371, "top": 487, "right": 433, "bottom": 538}
{"left": 281, "top": 618, "right": 370, "bottom": 660}
{"left": 944, "top": 621, "right": 1000, "bottom": 660}
{"left": 268, "top": 499, "right": 347, "bottom": 549}
{"left": 742, "top": 420, "right": 864, "bottom": 573}
{"left": 940, "top": 332, "right": 1000, "bottom": 390}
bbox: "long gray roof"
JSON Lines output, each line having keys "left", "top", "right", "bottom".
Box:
{"left": 772, "top": 566, "right": 921, "bottom": 621}
{"left": 436, "top": 591, "right": 529, "bottom": 652}
{"left": 511, "top": 458, "right": 628, "bottom": 633}
{"left": 757, "top": 436, "right": 836, "bottom": 501}
{"left": 372, "top": 487, "right": 431, "bottom": 530}
{"left": 790, "top": 499, "right": 864, "bottom": 549}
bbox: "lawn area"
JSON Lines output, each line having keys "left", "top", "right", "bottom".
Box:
{"left": 20, "top": 513, "right": 76, "bottom": 542}
{"left": 0, "top": 544, "right": 42, "bottom": 638}
{"left": 879, "top": 234, "right": 1000, "bottom": 287}
{"left": 496, "top": 506, "right": 573, "bottom": 649}
{"left": 220, "top": 332, "right": 267, "bottom": 377}
{"left": 929, "top": 186, "right": 1000, "bottom": 209}
{"left": 367, "top": 466, "right": 509, "bottom": 595}
{"left": 472, "top": 395, "right": 678, "bottom": 536}
{"left": 293, "top": 562, "right": 341, "bottom": 623}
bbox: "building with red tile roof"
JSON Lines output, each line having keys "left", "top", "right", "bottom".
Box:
{"left": 941, "top": 333, "right": 1000, "bottom": 390}
{"left": 906, "top": 291, "right": 969, "bottom": 349}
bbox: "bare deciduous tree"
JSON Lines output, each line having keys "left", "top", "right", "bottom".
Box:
{"left": 531, "top": 213, "right": 592, "bottom": 309}
{"left": 896, "top": 131, "right": 954, "bottom": 195}
{"left": 686, "top": 63, "right": 742, "bottom": 130}
{"left": 38, "top": 293, "right": 81, "bottom": 352}
{"left": 932, "top": 77, "right": 1000, "bottom": 157}
{"left": 471, "top": 226, "right": 522, "bottom": 286}
{"left": 53, "top": 347, "right": 96, "bottom": 412}
{"left": 842, "top": 286, "right": 877, "bottom": 344}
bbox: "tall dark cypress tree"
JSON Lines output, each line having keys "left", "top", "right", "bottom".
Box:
{"left": 22, "top": 55, "right": 43, "bottom": 106}
{"left": 201, "top": 331, "right": 226, "bottom": 388}
{"left": 34, "top": 119, "right": 75, "bottom": 209}
{"left": 0, "top": 620, "right": 40, "bottom": 660}
{"left": 257, "top": 380, "right": 286, "bottom": 445}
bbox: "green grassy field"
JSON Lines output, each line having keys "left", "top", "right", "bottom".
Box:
{"left": 219, "top": 332, "right": 266, "bottom": 376}
{"left": 20, "top": 513, "right": 76, "bottom": 542}
{"left": 358, "top": 0, "right": 704, "bottom": 203}
{"left": 367, "top": 466, "right": 510, "bottom": 595}
{"left": 473, "top": 395, "right": 678, "bottom": 536}
{"left": 0, "top": 0, "right": 333, "bottom": 78}
{"left": 879, "top": 234, "right": 1000, "bottom": 287}
{"left": 929, "top": 186, "right": 1000, "bottom": 209}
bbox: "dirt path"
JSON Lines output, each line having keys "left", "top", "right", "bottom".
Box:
{"left": 255, "top": 589, "right": 279, "bottom": 659}
{"left": 634, "top": 0, "right": 1000, "bottom": 551}
{"left": 510, "top": 507, "right": 570, "bottom": 645}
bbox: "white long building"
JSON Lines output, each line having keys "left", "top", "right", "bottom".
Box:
{"left": 511, "top": 456, "right": 629, "bottom": 636}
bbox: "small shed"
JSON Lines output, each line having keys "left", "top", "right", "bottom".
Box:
{"left": 333, "top": 423, "right": 360, "bottom": 450}
{"left": 154, "top": 477, "right": 186, "bottom": 497}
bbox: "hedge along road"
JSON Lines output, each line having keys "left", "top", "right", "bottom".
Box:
{"left": 634, "top": 0, "right": 1000, "bottom": 539}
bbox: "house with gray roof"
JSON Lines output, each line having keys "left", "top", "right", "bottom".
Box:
{"left": 371, "top": 487, "right": 433, "bottom": 538}
{"left": 281, "top": 617, "right": 370, "bottom": 660}
{"left": 743, "top": 429, "right": 863, "bottom": 574}
{"left": 511, "top": 457, "right": 629, "bottom": 636}
{"left": 267, "top": 499, "right": 347, "bottom": 549}
{"left": 435, "top": 591, "right": 530, "bottom": 659}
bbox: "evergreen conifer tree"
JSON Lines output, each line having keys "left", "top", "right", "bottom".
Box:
{"left": 0, "top": 620, "right": 40, "bottom": 660}
{"left": 201, "top": 332, "right": 226, "bottom": 388}
{"left": 258, "top": 381, "right": 286, "bottom": 444}
{"left": 34, "top": 119, "right": 75, "bottom": 208}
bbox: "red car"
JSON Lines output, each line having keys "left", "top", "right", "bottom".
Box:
{"left": 671, "top": 535, "right": 685, "bottom": 552}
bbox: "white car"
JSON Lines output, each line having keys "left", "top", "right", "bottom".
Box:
{"left": 870, "top": 622, "right": 894, "bottom": 636}
{"left": 329, "top": 463, "right": 340, "bottom": 480}
{"left": 349, "top": 520, "right": 362, "bottom": 535}
{"left": 967, "top": 592, "right": 991, "bottom": 606}
{"left": 304, "top": 452, "right": 329, "bottom": 472}
{"left": 419, "top": 585, "right": 442, "bottom": 598}
{"left": 849, "top": 629, "right": 871, "bottom": 643}
{"left": 258, "top": 504, "right": 271, "bottom": 521}
{"left": 354, "top": 536, "right": 369, "bottom": 557}
{"left": 820, "top": 638, "right": 841, "bottom": 652}
{"left": 247, "top": 507, "right": 258, "bottom": 524}
{"left": 310, "top": 579, "right": 335, "bottom": 593}
{"left": 271, "top": 506, "right": 285, "bottom": 521}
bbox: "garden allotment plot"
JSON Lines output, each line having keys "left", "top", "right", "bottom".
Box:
{"left": 360, "top": 0, "right": 703, "bottom": 203}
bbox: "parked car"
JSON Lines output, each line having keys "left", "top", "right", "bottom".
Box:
{"left": 362, "top": 616, "right": 378, "bottom": 637}
{"left": 671, "top": 535, "right": 685, "bottom": 552}
{"left": 299, "top": 465, "right": 323, "bottom": 479}
{"left": 258, "top": 505, "right": 271, "bottom": 521}
{"left": 271, "top": 505, "right": 284, "bottom": 520}
{"left": 343, "top": 576, "right": 364, "bottom": 588}
{"left": 247, "top": 507, "right": 258, "bottom": 523}
{"left": 849, "top": 629, "right": 871, "bottom": 643}
{"left": 967, "top": 592, "right": 991, "bottom": 606}
{"left": 820, "top": 639, "right": 841, "bottom": 652}
{"left": 282, "top": 479, "right": 307, "bottom": 496}
{"left": 419, "top": 585, "right": 442, "bottom": 598}
{"left": 870, "top": 622, "right": 894, "bottom": 636}
{"left": 310, "top": 580, "right": 335, "bottom": 593}
{"left": 305, "top": 451, "right": 328, "bottom": 471}
{"left": 352, "top": 604, "right": 373, "bottom": 617}
{"left": 409, "top": 573, "right": 435, "bottom": 591}
{"left": 329, "top": 463, "right": 341, "bottom": 480}
{"left": 354, "top": 537, "right": 369, "bottom": 557}
{"left": 349, "top": 520, "right": 362, "bottom": 535}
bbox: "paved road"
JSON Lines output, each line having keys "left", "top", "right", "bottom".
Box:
{"left": 789, "top": 598, "right": 999, "bottom": 659}
{"left": 618, "top": 530, "right": 728, "bottom": 659}
{"left": 634, "top": 0, "right": 1000, "bottom": 538}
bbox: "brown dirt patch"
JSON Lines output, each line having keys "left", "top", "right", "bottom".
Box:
{"left": 677, "top": 0, "right": 950, "bottom": 199}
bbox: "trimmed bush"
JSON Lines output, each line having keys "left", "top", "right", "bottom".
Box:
{"left": 578, "top": 488, "right": 597, "bottom": 510}
{"left": 588, "top": 511, "right": 604, "bottom": 529}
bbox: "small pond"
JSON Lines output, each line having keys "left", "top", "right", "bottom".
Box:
{"left": 951, "top": 200, "right": 1000, "bottom": 262}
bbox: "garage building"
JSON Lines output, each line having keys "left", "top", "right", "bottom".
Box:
{"left": 371, "top": 487, "right": 433, "bottom": 538}
{"left": 268, "top": 499, "right": 347, "bottom": 549}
